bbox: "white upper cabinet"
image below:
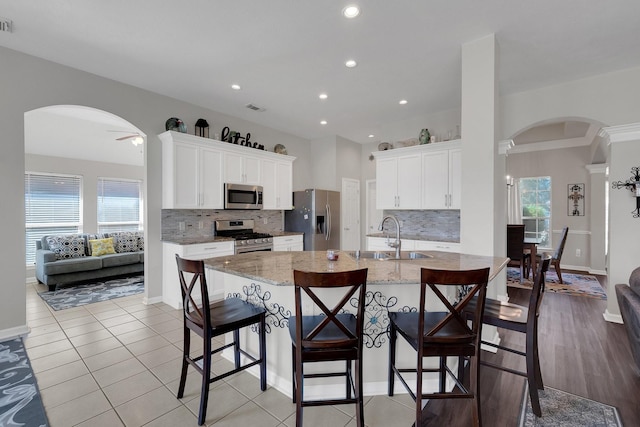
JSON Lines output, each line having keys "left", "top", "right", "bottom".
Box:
{"left": 261, "top": 158, "right": 293, "bottom": 210}
{"left": 161, "top": 136, "right": 223, "bottom": 209}
{"left": 375, "top": 153, "right": 422, "bottom": 209}
{"left": 224, "top": 151, "right": 261, "bottom": 185}
{"left": 160, "top": 131, "right": 295, "bottom": 210}
{"left": 374, "top": 141, "right": 461, "bottom": 210}
{"left": 422, "top": 147, "right": 461, "bottom": 209}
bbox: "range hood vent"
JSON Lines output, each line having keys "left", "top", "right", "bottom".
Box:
{"left": 245, "top": 103, "right": 266, "bottom": 112}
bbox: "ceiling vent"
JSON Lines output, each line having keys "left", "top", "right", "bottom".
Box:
{"left": 0, "top": 18, "right": 12, "bottom": 33}
{"left": 245, "top": 103, "right": 266, "bottom": 112}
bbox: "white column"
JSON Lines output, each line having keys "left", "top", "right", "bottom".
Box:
{"left": 600, "top": 123, "right": 640, "bottom": 323}
{"left": 460, "top": 34, "right": 499, "bottom": 258}
{"left": 585, "top": 163, "right": 607, "bottom": 275}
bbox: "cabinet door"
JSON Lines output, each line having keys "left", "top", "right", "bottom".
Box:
{"left": 376, "top": 157, "right": 398, "bottom": 209}
{"left": 223, "top": 152, "right": 244, "bottom": 184}
{"left": 244, "top": 155, "right": 262, "bottom": 185}
{"left": 200, "top": 147, "right": 224, "bottom": 208}
{"left": 448, "top": 148, "right": 462, "bottom": 209}
{"left": 276, "top": 160, "right": 293, "bottom": 209}
{"left": 173, "top": 142, "right": 200, "bottom": 208}
{"left": 396, "top": 155, "right": 422, "bottom": 209}
{"left": 260, "top": 159, "right": 277, "bottom": 209}
{"left": 422, "top": 150, "right": 449, "bottom": 209}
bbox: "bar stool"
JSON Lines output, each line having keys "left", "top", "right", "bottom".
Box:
{"left": 464, "top": 254, "right": 551, "bottom": 417}
{"left": 289, "top": 268, "right": 368, "bottom": 427}
{"left": 175, "top": 255, "right": 267, "bottom": 425}
{"left": 388, "top": 267, "right": 490, "bottom": 427}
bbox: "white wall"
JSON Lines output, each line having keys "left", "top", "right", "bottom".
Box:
{"left": 0, "top": 45, "right": 311, "bottom": 339}
{"left": 501, "top": 65, "right": 640, "bottom": 140}
{"left": 310, "top": 136, "right": 338, "bottom": 191}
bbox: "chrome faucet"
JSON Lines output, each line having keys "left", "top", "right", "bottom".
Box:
{"left": 379, "top": 215, "right": 401, "bottom": 259}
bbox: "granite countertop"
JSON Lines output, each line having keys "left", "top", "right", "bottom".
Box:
{"left": 162, "top": 236, "right": 234, "bottom": 245}
{"left": 366, "top": 233, "right": 460, "bottom": 243}
{"left": 204, "top": 251, "right": 508, "bottom": 286}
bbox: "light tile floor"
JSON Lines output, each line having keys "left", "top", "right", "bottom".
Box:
{"left": 25, "top": 283, "right": 417, "bottom": 426}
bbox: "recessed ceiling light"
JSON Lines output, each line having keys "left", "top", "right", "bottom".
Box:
{"left": 345, "top": 59, "right": 357, "bottom": 68}
{"left": 368, "top": 134, "right": 374, "bottom": 138}
{"left": 320, "top": 120, "right": 328, "bottom": 125}
{"left": 399, "top": 99, "right": 408, "bottom": 105}
{"left": 319, "top": 93, "right": 328, "bottom": 100}
{"left": 231, "top": 84, "right": 241, "bottom": 90}
{"left": 343, "top": 5, "right": 360, "bottom": 18}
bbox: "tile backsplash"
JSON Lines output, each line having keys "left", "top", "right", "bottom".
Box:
{"left": 163, "top": 209, "right": 460, "bottom": 242}
{"left": 162, "top": 209, "right": 284, "bottom": 240}
{"left": 382, "top": 210, "right": 460, "bottom": 242}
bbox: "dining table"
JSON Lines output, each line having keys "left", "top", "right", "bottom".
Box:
{"left": 524, "top": 236, "right": 544, "bottom": 280}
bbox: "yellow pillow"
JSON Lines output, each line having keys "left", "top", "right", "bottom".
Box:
{"left": 89, "top": 238, "right": 116, "bottom": 256}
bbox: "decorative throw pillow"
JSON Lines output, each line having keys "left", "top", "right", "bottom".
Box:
{"left": 112, "top": 232, "right": 139, "bottom": 253}
{"left": 137, "top": 235, "right": 145, "bottom": 252}
{"left": 85, "top": 233, "right": 105, "bottom": 255}
{"left": 46, "top": 235, "right": 86, "bottom": 260}
{"left": 89, "top": 238, "right": 116, "bottom": 257}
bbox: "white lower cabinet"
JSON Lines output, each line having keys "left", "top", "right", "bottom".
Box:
{"left": 162, "top": 241, "right": 234, "bottom": 308}
{"left": 367, "top": 237, "right": 459, "bottom": 253}
{"left": 273, "top": 235, "right": 303, "bottom": 251}
{"left": 366, "top": 237, "right": 415, "bottom": 251}
{"left": 413, "top": 240, "right": 460, "bottom": 253}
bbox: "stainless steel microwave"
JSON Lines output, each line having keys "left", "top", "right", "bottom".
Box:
{"left": 224, "top": 183, "right": 263, "bottom": 209}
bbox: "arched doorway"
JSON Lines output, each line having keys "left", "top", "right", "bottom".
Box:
{"left": 24, "top": 105, "right": 146, "bottom": 288}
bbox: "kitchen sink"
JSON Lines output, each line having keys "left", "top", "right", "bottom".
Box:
{"left": 346, "top": 251, "right": 433, "bottom": 260}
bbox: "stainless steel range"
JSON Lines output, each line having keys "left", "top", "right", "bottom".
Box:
{"left": 215, "top": 219, "right": 273, "bottom": 254}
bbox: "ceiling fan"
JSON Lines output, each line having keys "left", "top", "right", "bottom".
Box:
{"left": 108, "top": 130, "right": 144, "bottom": 146}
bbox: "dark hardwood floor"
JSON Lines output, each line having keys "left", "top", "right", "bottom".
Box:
{"left": 422, "top": 272, "right": 640, "bottom": 426}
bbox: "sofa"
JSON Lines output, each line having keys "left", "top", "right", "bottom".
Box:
{"left": 616, "top": 266, "right": 640, "bottom": 374}
{"left": 35, "top": 232, "right": 144, "bottom": 291}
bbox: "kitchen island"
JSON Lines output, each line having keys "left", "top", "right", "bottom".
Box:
{"left": 203, "top": 250, "right": 508, "bottom": 398}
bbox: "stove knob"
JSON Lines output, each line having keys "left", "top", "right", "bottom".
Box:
{"left": 238, "top": 241, "right": 245, "bottom": 246}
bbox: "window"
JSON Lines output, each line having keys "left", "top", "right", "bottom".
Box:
{"left": 519, "top": 176, "right": 551, "bottom": 247}
{"left": 25, "top": 172, "right": 83, "bottom": 265}
{"left": 97, "top": 178, "right": 143, "bottom": 233}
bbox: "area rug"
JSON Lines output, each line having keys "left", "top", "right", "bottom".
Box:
{"left": 506, "top": 267, "right": 606, "bottom": 299}
{"left": 0, "top": 338, "right": 49, "bottom": 427}
{"left": 519, "top": 383, "right": 621, "bottom": 426}
{"left": 39, "top": 275, "right": 144, "bottom": 311}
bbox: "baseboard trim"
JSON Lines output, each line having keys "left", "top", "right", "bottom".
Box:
{"left": 603, "top": 310, "right": 623, "bottom": 324}
{"left": 143, "top": 295, "right": 164, "bottom": 305}
{"left": 0, "top": 325, "right": 31, "bottom": 342}
{"left": 561, "top": 264, "right": 591, "bottom": 273}
{"left": 589, "top": 269, "right": 607, "bottom": 275}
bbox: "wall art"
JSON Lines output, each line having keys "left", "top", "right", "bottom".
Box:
{"left": 568, "top": 183, "right": 585, "bottom": 216}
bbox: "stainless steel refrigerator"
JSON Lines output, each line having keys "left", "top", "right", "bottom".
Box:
{"left": 285, "top": 189, "right": 340, "bottom": 251}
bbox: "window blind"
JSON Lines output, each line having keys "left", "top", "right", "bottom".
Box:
{"left": 97, "top": 178, "right": 143, "bottom": 233}
{"left": 25, "top": 173, "right": 82, "bottom": 265}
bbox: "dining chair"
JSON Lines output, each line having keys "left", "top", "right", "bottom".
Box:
{"left": 543, "top": 226, "right": 569, "bottom": 283}
{"left": 289, "top": 268, "right": 368, "bottom": 427}
{"left": 463, "top": 254, "right": 551, "bottom": 417}
{"left": 175, "top": 255, "right": 267, "bottom": 426}
{"left": 507, "top": 224, "right": 529, "bottom": 284}
{"left": 388, "top": 267, "right": 490, "bottom": 427}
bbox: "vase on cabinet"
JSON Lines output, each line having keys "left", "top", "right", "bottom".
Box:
{"left": 419, "top": 128, "right": 431, "bottom": 145}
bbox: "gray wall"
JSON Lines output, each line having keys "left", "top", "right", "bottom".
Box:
{"left": 0, "top": 45, "right": 310, "bottom": 338}
{"left": 506, "top": 145, "right": 592, "bottom": 269}
{"left": 3, "top": 46, "right": 640, "bottom": 337}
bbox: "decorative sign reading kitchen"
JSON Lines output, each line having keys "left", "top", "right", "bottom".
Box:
{"left": 220, "top": 126, "right": 265, "bottom": 151}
